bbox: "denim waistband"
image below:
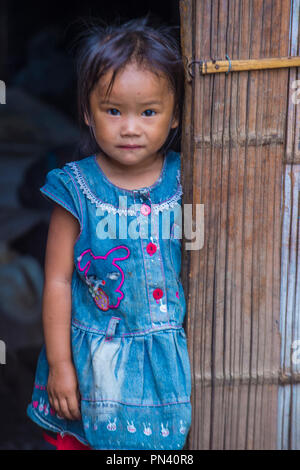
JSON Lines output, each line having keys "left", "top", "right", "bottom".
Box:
{"left": 71, "top": 317, "right": 184, "bottom": 339}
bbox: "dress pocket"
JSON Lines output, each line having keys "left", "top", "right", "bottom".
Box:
{"left": 169, "top": 222, "right": 182, "bottom": 280}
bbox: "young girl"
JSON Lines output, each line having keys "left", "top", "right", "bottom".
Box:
{"left": 27, "top": 16, "right": 192, "bottom": 451}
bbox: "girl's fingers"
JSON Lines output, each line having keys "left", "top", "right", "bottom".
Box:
{"left": 52, "top": 397, "right": 61, "bottom": 418}
{"left": 47, "top": 392, "right": 53, "bottom": 408}
{"left": 58, "top": 397, "right": 73, "bottom": 420}
{"left": 66, "top": 394, "right": 81, "bottom": 420}
{"left": 48, "top": 389, "right": 59, "bottom": 416}
{"left": 47, "top": 389, "right": 81, "bottom": 420}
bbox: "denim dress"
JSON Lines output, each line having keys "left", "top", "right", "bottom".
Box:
{"left": 27, "top": 149, "right": 192, "bottom": 450}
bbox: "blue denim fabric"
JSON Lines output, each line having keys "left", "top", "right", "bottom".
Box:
{"left": 27, "top": 150, "right": 192, "bottom": 450}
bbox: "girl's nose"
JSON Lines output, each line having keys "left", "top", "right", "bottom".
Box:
{"left": 120, "top": 117, "right": 141, "bottom": 136}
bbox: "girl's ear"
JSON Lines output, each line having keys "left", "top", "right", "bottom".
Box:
{"left": 84, "top": 112, "right": 90, "bottom": 127}
{"left": 171, "top": 114, "right": 179, "bottom": 129}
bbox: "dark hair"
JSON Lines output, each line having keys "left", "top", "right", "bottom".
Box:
{"left": 70, "top": 14, "right": 184, "bottom": 157}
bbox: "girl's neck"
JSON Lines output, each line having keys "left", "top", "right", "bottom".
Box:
{"left": 95, "top": 151, "right": 165, "bottom": 190}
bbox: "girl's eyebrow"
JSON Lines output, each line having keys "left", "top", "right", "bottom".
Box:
{"left": 140, "top": 100, "right": 163, "bottom": 105}
{"left": 99, "top": 100, "right": 163, "bottom": 106}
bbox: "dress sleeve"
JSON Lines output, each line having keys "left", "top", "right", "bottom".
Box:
{"left": 39, "top": 167, "right": 83, "bottom": 227}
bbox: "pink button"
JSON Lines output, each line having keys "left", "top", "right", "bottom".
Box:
{"left": 141, "top": 204, "right": 151, "bottom": 216}
{"left": 146, "top": 242, "right": 157, "bottom": 256}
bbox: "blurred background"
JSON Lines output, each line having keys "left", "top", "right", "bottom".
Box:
{"left": 0, "top": 0, "right": 180, "bottom": 449}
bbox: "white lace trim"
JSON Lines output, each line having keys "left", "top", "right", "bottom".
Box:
{"left": 66, "top": 161, "right": 182, "bottom": 216}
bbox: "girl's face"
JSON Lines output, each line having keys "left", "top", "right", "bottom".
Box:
{"left": 85, "top": 62, "right": 178, "bottom": 167}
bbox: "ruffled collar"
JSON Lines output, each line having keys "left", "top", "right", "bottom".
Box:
{"left": 65, "top": 150, "right": 182, "bottom": 216}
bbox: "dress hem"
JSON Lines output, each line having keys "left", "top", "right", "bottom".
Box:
{"left": 27, "top": 406, "right": 90, "bottom": 447}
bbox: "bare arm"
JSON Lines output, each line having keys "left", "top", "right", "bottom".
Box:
{"left": 42, "top": 204, "right": 81, "bottom": 420}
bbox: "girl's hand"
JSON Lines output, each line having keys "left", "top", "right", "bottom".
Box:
{"left": 47, "top": 361, "right": 81, "bottom": 420}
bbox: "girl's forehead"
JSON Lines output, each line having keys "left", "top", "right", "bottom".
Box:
{"left": 94, "top": 64, "right": 173, "bottom": 100}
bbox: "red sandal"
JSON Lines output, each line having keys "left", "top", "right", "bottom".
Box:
{"left": 43, "top": 431, "right": 92, "bottom": 450}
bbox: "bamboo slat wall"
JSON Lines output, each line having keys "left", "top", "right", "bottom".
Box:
{"left": 277, "top": 0, "right": 300, "bottom": 449}
{"left": 180, "top": 0, "right": 294, "bottom": 449}
{"left": 285, "top": 0, "right": 300, "bottom": 164}
{"left": 278, "top": 165, "right": 300, "bottom": 449}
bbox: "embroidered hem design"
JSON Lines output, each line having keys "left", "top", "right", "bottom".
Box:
{"left": 66, "top": 161, "right": 182, "bottom": 216}
{"left": 30, "top": 397, "right": 188, "bottom": 437}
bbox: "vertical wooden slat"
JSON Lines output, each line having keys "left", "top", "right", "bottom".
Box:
{"left": 278, "top": 164, "right": 300, "bottom": 448}
{"left": 285, "top": 0, "right": 300, "bottom": 163}
{"left": 277, "top": 0, "right": 300, "bottom": 451}
{"left": 180, "top": 0, "right": 291, "bottom": 449}
{"left": 179, "top": 0, "right": 195, "bottom": 450}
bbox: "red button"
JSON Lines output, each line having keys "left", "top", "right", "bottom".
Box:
{"left": 146, "top": 242, "right": 157, "bottom": 256}
{"left": 153, "top": 288, "right": 163, "bottom": 300}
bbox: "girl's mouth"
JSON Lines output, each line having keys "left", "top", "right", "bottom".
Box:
{"left": 117, "top": 145, "right": 144, "bottom": 149}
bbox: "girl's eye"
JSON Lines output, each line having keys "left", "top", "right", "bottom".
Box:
{"left": 142, "top": 109, "right": 156, "bottom": 117}
{"left": 107, "top": 108, "right": 120, "bottom": 116}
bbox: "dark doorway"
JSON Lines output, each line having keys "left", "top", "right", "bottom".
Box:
{"left": 0, "top": 0, "right": 180, "bottom": 450}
